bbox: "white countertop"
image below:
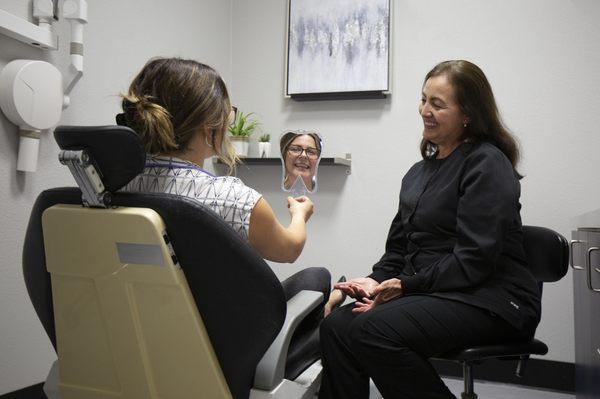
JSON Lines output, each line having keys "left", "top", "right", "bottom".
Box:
{"left": 571, "top": 208, "right": 600, "bottom": 231}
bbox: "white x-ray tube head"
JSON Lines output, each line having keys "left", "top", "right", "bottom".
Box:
{"left": 0, "top": 60, "right": 63, "bottom": 172}
{"left": 17, "top": 133, "right": 42, "bottom": 171}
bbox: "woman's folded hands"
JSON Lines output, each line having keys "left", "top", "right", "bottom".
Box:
{"left": 334, "top": 277, "right": 403, "bottom": 314}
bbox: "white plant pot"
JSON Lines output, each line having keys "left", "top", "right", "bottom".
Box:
{"left": 258, "top": 142, "right": 271, "bottom": 158}
{"left": 230, "top": 137, "right": 250, "bottom": 157}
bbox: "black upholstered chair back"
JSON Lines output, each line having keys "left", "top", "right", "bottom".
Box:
{"left": 522, "top": 225, "right": 569, "bottom": 283}
{"left": 23, "top": 126, "right": 287, "bottom": 399}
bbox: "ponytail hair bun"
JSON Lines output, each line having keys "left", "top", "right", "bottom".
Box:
{"left": 122, "top": 93, "right": 177, "bottom": 154}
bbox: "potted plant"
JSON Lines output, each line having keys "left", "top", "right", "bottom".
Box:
{"left": 228, "top": 111, "right": 259, "bottom": 157}
{"left": 258, "top": 134, "right": 271, "bottom": 158}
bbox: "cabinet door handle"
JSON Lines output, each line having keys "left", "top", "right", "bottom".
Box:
{"left": 586, "top": 247, "right": 600, "bottom": 292}
{"left": 570, "top": 240, "right": 585, "bottom": 270}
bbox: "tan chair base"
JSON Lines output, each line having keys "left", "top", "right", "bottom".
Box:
{"left": 42, "top": 205, "right": 231, "bottom": 399}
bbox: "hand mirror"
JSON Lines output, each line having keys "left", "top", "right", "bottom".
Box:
{"left": 279, "top": 130, "right": 323, "bottom": 197}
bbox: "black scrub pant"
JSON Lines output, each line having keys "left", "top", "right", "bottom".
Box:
{"left": 319, "top": 295, "right": 529, "bottom": 399}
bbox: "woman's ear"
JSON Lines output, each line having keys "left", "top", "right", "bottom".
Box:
{"left": 197, "top": 126, "right": 213, "bottom": 148}
{"left": 202, "top": 126, "right": 212, "bottom": 139}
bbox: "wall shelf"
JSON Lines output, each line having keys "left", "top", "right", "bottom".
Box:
{"left": 214, "top": 155, "right": 352, "bottom": 174}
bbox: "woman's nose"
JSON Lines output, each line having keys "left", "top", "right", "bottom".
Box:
{"left": 419, "top": 103, "right": 431, "bottom": 116}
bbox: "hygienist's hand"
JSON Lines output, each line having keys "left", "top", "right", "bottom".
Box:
{"left": 334, "top": 277, "right": 379, "bottom": 299}
{"left": 287, "top": 196, "right": 313, "bottom": 222}
{"left": 352, "top": 278, "right": 403, "bottom": 314}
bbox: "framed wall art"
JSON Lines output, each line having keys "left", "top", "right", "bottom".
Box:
{"left": 285, "top": 0, "right": 391, "bottom": 100}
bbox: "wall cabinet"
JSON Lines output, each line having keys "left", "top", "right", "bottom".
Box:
{"left": 571, "top": 228, "right": 600, "bottom": 399}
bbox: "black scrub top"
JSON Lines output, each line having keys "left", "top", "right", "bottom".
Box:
{"left": 368, "top": 142, "right": 541, "bottom": 333}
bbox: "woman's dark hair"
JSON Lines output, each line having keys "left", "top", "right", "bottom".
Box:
{"left": 121, "top": 57, "right": 238, "bottom": 172}
{"left": 420, "top": 60, "right": 521, "bottom": 169}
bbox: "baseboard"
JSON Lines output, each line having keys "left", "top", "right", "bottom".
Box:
{"left": 1, "top": 359, "right": 574, "bottom": 398}
{"left": 0, "top": 383, "right": 45, "bottom": 399}
{"left": 432, "top": 357, "right": 574, "bottom": 393}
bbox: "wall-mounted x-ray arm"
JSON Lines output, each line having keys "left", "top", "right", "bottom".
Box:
{"left": 33, "top": 0, "right": 58, "bottom": 29}
{"left": 0, "top": 7, "right": 58, "bottom": 50}
{"left": 0, "top": 0, "right": 88, "bottom": 172}
{"left": 61, "top": 0, "right": 87, "bottom": 102}
{"left": 32, "top": 0, "right": 87, "bottom": 102}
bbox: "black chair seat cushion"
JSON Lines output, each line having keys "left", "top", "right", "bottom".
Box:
{"left": 23, "top": 187, "right": 287, "bottom": 399}
{"left": 435, "top": 338, "right": 548, "bottom": 362}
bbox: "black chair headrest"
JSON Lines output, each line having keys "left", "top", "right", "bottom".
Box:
{"left": 54, "top": 125, "right": 145, "bottom": 192}
{"left": 522, "top": 225, "right": 569, "bottom": 282}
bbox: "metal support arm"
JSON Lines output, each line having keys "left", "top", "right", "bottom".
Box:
{"left": 58, "top": 149, "right": 109, "bottom": 207}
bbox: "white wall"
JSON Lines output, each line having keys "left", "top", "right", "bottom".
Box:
{"left": 230, "top": 0, "right": 600, "bottom": 365}
{"left": 0, "top": 0, "right": 232, "bottom": 394}
{"left": 2, "top": 0, "right": 599, "bottom": 393}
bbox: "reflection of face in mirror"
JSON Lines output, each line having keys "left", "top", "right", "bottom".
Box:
{"left": 280, "top": 131, "right": 322, "bottom": 195}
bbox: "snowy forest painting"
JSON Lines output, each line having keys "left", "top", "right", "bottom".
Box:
{"left": 286, "top": 0, "right": 390, "bottom": 96}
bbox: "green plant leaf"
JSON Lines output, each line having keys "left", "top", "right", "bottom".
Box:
{"left": 228, "top": 110, "right": 260, "bottom": 137}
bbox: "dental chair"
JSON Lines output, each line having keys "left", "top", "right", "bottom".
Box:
{"left": 22, "top": 125, "right": 323, "bottom": 399}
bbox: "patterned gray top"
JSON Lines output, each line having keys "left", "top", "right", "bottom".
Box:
{"left": 122, "top": 155, "right": 262, "bottom": 240}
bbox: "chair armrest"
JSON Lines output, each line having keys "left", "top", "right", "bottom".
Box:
{"left": 253, "top": 290, "right": 324, "bottom": 390}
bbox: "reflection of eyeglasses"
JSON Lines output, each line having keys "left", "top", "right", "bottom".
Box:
{"left": 228, "top": 106, "right": 238, "bottom": 125}
{"left": 288, "top": 145, "right": 320, "bottom": 159}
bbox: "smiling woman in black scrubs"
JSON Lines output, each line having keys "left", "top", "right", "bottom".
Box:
{"left": 319, "top": 60, "right": 541, "bottom": 399}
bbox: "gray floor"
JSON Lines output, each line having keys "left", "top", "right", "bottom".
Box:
{"left": 368, "top": 378, "right": 574, "bottom": 399}
{"left": 442, "top": 377, "right": 574, "bottom": 399}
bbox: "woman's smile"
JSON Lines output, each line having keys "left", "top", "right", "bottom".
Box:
{"left": 294, "top": 161, "right": 310, "bottom": 171}
{"left": 423, "top": 117, "right": 438, "bottom": 128}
